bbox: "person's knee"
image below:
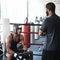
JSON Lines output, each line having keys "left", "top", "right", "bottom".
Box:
{"left": 9, "top": 54, "right": 13, "bottom": 57}
{"left": 7, "top": 54, "right": 12, "bottom": 60}
{"left": 7, "top": 53, "right": 13, "bottom": 60}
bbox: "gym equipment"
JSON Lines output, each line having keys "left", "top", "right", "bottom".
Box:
{"left": 13, "top": 50, "right": 33, "bottom": 60}
{"left": 35, "top": 16, "right": 40, "bottom": 40}
{"left": 19, "top": 50, "right": 33, "bottom": 60}
{"left": 14, "top": 53, "right": 22, "bottom": 60}
{"left": 23, "top": 23, "right": 30, "bottom": 48}
{"left": 16, "top": 42, "right": 33, "bottom": 60}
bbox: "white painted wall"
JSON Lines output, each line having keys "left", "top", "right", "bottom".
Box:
{"left": 0, "top": 1, "right": 1, "bottom": 18}
{"left": 1, "top": 0, "right": 60, "bottom": 23}
{"left": 1, "top": 18, "right": 10, "bottom": 52}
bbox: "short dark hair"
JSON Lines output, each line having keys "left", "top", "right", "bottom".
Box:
{"left": 46, "top": 2, "right": 56, "bottom": 12}
{"left": 16, "top": 27, "right": 22, "bottom": 30}
{"left": 16, "top": 27, "right": 22, "bottom": 34}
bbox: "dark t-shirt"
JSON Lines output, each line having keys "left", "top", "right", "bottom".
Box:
{"left": 10, "top": 39, "right": 17, "bottom": 52}
{"left": 10, "top": 34, "right": 23, "bottom": 52}
{"left": 41, "top": 14, "right": 60, "bottom": 51}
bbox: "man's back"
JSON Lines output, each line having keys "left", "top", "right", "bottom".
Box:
{"left": 43, "top": 14, "right": 60, "bottom": 51}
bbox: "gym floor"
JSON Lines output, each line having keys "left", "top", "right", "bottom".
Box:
{"left": 0, "top": 37, "right": 46, "bottom": 60}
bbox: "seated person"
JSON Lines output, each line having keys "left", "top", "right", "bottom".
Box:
{"left": 6, "top": 27, "right": 33, "bottom": 60}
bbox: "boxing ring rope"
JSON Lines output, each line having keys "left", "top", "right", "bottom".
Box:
{"left": 10, "top": 23, "right": 42, "bottom": 26}
{"left": 24, "top": 43, "right": 43, "bottom": 46}
{"left": 22, "top": 32, "right": 38, "bottom": 34}
{"left": 21, "top": 32, "right": 44, "bottom": 45}
{"left": 21, "top": 32, "right": 43, "bottom": 46}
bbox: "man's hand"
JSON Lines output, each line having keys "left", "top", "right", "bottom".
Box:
{"left": 23, "top": 51, "right": 30, "bottom": 59}
{"left": 39, "top": 30, "right": 43, "bottom": 36}
{"left": 23, "top": 45, "right": 27, "bottom": 51}
{"left": 39, "top": 30, "right": 46, "bottom": 36}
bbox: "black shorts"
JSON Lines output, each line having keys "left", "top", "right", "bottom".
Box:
{"left": 42, "top": 50, "right": 60, "bottom": 60}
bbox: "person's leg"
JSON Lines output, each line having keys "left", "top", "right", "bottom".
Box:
{"left": 7, "top": 53, "right": 16, "bottom": 60}
{"left": 46, "top": 51, "right": 54, "bottom": 60}
{"left": 54, "top": 51, "right": 60, "bottom": 60}
{"left": 42, "top": 50, "right": 55, "bottom": 60}
{"left": 7, "top": 54, "right": 12, "bottom": 60}
{"left": 42, "top": 50, "right": 47, "bottom": 60}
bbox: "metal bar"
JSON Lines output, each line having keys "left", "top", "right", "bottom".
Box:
{"left": 27, "top": 0, "right": 29, "bottom": 22}
{"left": 30, "top": 43, "right": 43, "bottom": 46}
{"left": 24, "top": 43, "right": 43, "bottom": 46}
{"left": 10, "top": 23, "right": 42, "bottom": 26}
{"left": 22, "top": 32, "right": 38, "bottom": 34}
{"left": 33, "top": 54, "right": 42, "bottom": 56}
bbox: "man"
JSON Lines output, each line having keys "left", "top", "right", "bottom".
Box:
{"left": 6, "top": 27, "right": 27, "bottom": 60}
{"left": 16, "top": 27, "right": 27, "bottom": 53}
{"left": 39, "top": 2, "right": 60, "bottom": 60}
{"left": 16, "top": 27, "right": 33, "bottom": 60}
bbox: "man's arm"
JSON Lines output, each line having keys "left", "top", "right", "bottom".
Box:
{"left": 39, "top": 19, "right": 47, "bottom": 36}
{"left": 20, "top": 35, "right": 28, "bottom": 50}
{"left": 6, "top": 35, "right": 15, "bottom": 55}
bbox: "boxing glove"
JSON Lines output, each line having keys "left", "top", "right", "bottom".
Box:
{"left": 14, "top": 53, "right": 22, "bottom": 59}
{"left": 23, "top": 51, "right": 30, "bottom": 59}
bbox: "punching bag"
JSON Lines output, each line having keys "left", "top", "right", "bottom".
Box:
{"left": 23, "top": 23, "right": 30, "bottom": 48}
